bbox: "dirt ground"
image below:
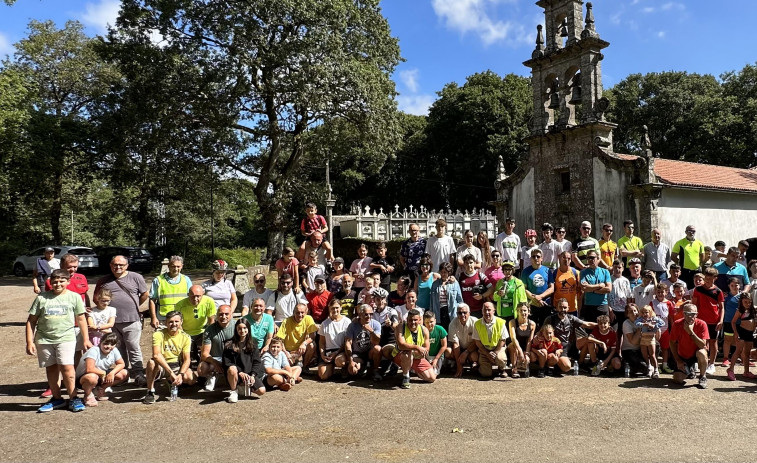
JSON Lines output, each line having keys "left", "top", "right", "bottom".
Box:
{"left": 1, "top": 274, "right": 756, "bottom": 463}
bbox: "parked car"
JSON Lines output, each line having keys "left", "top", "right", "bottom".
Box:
{"left": 13, "top": 246, "right": 100, "bottom": 277}
{"left": 96, "top": 246, "right": 155, "bottom": 273}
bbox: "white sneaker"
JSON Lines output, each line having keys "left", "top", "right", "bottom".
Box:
{"left": 706, "top": 363, "right": 716, "bottom": 375}
{"left": 204, "top": 375, "right": 216, "bottom": 392}
{"left": 226, "top": 390, "right": 238, "bottom": 403}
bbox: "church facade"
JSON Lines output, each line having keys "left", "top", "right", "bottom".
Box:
{"left": 494, "top": 0, "right": 757, "bottom": 248}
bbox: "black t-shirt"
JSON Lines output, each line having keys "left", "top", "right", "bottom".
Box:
{"left": 388, "top": 290, "right": 405, "bottom": 308}
{"left": 373, "top": 257, "right": 394, "bottom": 286}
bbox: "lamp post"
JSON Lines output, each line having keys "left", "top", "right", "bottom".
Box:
{"left": 325, "top": 159, "right": 336, "bottom": 244}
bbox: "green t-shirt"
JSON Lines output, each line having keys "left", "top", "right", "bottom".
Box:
{"left": 203, "top": 322, "right": 236, "bottom": 358}
{"left": 243, "top": 312, "right": 276, "bottom": 349}
{"left": 428, "top": 324, "right": 448, "bottom": 357}
{"left": 175, "top": 295, "right": 217, "bottom": 336}
{"left": 29, "top": 290, "right": 85, "bottom": 344}
{"left": 617, "top": 235, "right": 644, "bottom": 266}
{"left": 672, "top": 238, "right": 705, "bottom": 270}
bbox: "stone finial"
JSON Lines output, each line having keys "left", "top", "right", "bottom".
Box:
{"left": 497, "top": 155, "right": 508, "bottom": 181}
{"left": 532, "top": 24, "right": 545, "bottom": 58}
{"left": 582, "top": 2, "right": 599, "bottom": 39}
{"left": 641, "top": 125, "right": 652, "bottom": 151}
{"left": 394, "top": 204, "right": 399, "bottom": 213}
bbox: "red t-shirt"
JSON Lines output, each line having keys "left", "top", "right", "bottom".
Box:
{"left": 276, "top": 257, "right": 299, "bottom": 278}
{"left": 300, "top": 215, "right": 327, "bottom": 234}
{"left": 459, "top": 271, "right": 491, "bottom": 313}
{"left": 691, "top": 285, "right": 724, "bottom": 325}
{"left": 44, "top": 273, "right": 89, "bottom": 302}
{"left": 671, "top": 318, "right": 709, "bottom": 359}
{"left": 532, "top": 335, "right": 561, "bottom": 354}
{"left": 306, "top": 290, "right": 332, "bottom": 323}
{"left": 591, "top": 326, "right": 617, "bottom": 350}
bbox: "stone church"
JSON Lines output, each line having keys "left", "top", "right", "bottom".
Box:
{"left": 494, "top": 0, "right": 757, "bottom": 249}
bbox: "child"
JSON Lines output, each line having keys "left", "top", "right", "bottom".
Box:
{"left": 691, "top": 267, "right": 724, "bottom": 374}
{"left": 335, "top": 274, "right": 357, "bottom": 318}
{"left": 300, "top": 202, "right": 328, "bottom": 238}
{"left": 650, "top": 283, "right": 674, "bottom": 373}
{"left": 635, "top": 305, "right": 664, "bottom": 378}
{"left": 75, "top": 332, "right": 128, "bottom": 406}
{"left": 670, "top": 282, "right": 687, "bottom": 322}
{"left": 585, "top": 314, "right": 620, "bottom": 376}
{"left": 26, "top": 269, "right": 91, "bottom": 413}
{"left": 349, "top": 243, "right": 373, "bottom": 293}
{"left": 702, "top": 245, "right": 714, "bottom": 268}
{"left": 276, "top": 247, "right": 300, "bottom": 292}
{"left": 721, "top": 278, "right": 742, "bottom": 367}
{"left": 87, "top": 288, "right": 117, "bottom": 346}
{"left": 530, "top": 324, "right": 562, "bottom": 378}
{"left": 748, "top": 260, "right": 757, "bottom": 307}
{"left": 327, "top": 257, "right": 347, "bottom": 293}
{"left": 726, "top": 293, "right": 756, "bottom": 380}
{"left": 519, "top": 229, "right": 539, "bottom": 270}
{"left": 423, "top": 311, "right": 447, "bottom": 377}
{"left": 262, "top": 338, "right": 302, "bottom": 391}
{"left": 631, "top": 270, "right": 656, "bottom": 308}
{"left": 302, "top": 250, "right": 325, "bottom": 293}
{"left": 661, "top": 264, "right": 687, "bottom": 299}
{"left": 370, "top": 242, "right": 395, "bottom": 291}
{"left": 686, "top": 272, "right": 705, "bottom": 299}
{"left": 357, "top": 276, "right": 375, "bottom": 306}
{"left": 713, "top": 241, "right": 727, "bottom": 263}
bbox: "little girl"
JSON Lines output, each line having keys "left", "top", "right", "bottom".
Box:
{"left": 88, "top": 288, "right": 117, "bottom": 346}
{"left": 349, "top": 243, "right": 373, "bottom": 294}
{"left": 635, "top": 305, "right": 664, "bottom": 378}
{"left": 276, "top": 247, "right": 300, "bottom": 291}
{"left": 357, "top": 277, "right": 375, "bottom": 306}
{"left": 530, "top": 324, "right": 562, "bottom": 378}
{"left": 722, "top": 278, "right": 742, "bottom": 367}
{"left": 726, "top": 292, "right": 756, "bottom": 381}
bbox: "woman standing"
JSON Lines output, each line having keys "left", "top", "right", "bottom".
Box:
{"left": 202, "top": 260, "right": 238, "bottom": 310}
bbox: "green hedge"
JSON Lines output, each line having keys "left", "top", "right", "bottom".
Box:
{"left": 181, "top": 247, "right": 263, "bottom": 270}
{"left": 331, "top": 237, "right": 405, "bottom": 264}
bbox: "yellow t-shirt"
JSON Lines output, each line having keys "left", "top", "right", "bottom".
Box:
{"left": 276, "top": 315, "right": 318, "bottom": 351}
{"left": 153, "top": 328, "right": 191, "bottom": 364}
{"left": 598, "top": 240, "right": 617, "bottom": 268}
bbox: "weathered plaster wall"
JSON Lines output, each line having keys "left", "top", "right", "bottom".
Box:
{"left": 592, "top": 157, "right": 635, "bottom": 233}
{"left": 510, "top": 167, "right": 535, "bottom": 230}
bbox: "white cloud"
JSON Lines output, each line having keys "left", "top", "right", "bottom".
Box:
{"left": 399, "top": 69, "right": 420, "bottom": 93}
{"left": 79, "top": 0, "right": 121, "bottom": 35}
{"left": 661, "top": 2, "right": 686, "bottom": 11}
{"left": 0, "top": 32, "right": 12, "bottom": 58}
{"left": 657, "top": 31, "right": 666, "bottom": 38}
{"left": 397, "top": 94, "right": 436, "bottom": 116}
{"left": 432, "top": 0, "right": 520, "bottom": 46}
{"left": 642, "top": 7, "right": 655, "bottom": 14}
{"left": 610, "top": 11, "right": 623, "bottom": 25}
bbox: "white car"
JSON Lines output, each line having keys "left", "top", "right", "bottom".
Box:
{"left": 13, "top": 246, "right": 100, "bottom": 277}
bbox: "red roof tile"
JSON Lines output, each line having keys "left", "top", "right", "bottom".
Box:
{"left": 654, "top": 158, "right": 757, "bottom": 194}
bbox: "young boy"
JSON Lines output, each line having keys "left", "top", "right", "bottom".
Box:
{"left": 721, "top": 278, "right": 742, "bottom": 367}
{"left": 519, "top": 229, "right": 539, "bottom": 270}
{"left": 302, "top": 250, "right": 325, "bottom": 293}
{"left": 691, "top": 267, "right": 725, "bottom": 374}
{"left": 26, "top": 269, "right": 91, "bottom": 413}
{"left": 300, "top": 202, "right": 328, "bottom": 238}
{"left": 370, "top": 242, "right": 395, "bottom": 291}
{"left": 585, "top": 315, "right": 620, "bottom": 376}
{"left": 631, "top": 270, "right": 656, "bottom": 308}
{"left": 651, "top": 283, "right": 674, "bottom": 373}
{"left": 670, "top": 282, "right": 687, "bottom": 322}
{"left": 423, "top": 310, "right": 448, "bottom": 376}
{"left": 262, "top": 338, "right": 302, "bottom": 391}
{"left": 661, "top": 264, "right": 687, "bottom": 299}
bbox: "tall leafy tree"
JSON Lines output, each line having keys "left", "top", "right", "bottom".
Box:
{"left": 114, "top": 0, "right": 401, "bottom": 261}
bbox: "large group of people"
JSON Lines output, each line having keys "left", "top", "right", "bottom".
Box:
{"left": 23, "top": 203, "right": 757, "bottom": 412}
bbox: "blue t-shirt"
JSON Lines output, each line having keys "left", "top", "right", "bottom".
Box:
{"left": 580, "top": 267, "right": 611, "bottom": 306}
{"left": 346, "top": 319, "right": 381, "bottom": 354}
{"left": 243, "top": 312, "right": 276, "bottom": 349}
{"left": 724, "top": 293, "right": 741, "bottom": 328}
{"left": 521, "top": 265, "right": 552, "bottom": 299}
{"left": 713, "top": 261, "right": 750, "bottom": 293}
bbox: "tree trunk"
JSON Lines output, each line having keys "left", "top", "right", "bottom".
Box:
{"left": 265, "top": 227, "right": 285, "bottom": 269}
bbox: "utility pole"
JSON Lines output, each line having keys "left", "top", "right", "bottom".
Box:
{"left": 325, "top": 159, "right": 336, "bottom": 244}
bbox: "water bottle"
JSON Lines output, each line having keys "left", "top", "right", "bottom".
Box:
{"left": 572, "top": 360, "right": 579, "bottom": 376}
{"left": 169, "top": 384, "right": 178, "bottom": 401}
{"left": 624, "top": 363, "right": 631, "bottom": 378}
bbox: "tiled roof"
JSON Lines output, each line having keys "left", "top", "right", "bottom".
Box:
{"left": 654, "top": 158, "right": 757, "bottom": 194}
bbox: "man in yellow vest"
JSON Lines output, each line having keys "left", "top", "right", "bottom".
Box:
{"left": 149, "top": 256, "right": 192, "bottom": 329}
{"left": 473, "top": 302, "right": 509, "bottom": 378}
{"left": 392, "top": 309, "right": 435, "bottom": 389}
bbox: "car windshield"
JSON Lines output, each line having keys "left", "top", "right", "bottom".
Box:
{"left": 68, "top": 247, "right": 94, "bottom": 255}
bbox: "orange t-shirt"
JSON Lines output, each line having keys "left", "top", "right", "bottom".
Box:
{"left": 551, "top": 268, "right": 579, "bottom": 312}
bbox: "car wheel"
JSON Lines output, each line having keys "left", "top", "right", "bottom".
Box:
{"left": 13, "top": 263, "right": 26, "bottom": 277}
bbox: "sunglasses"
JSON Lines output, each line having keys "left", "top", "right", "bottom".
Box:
{"left": 193, "top": 308, "right": 199, "bottom": 319}
{"left": 254, "top": 279, "right": 265, "bottom": 283}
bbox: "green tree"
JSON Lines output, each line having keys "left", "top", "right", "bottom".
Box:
{"left": 720, "top": 63, "right": 757, "bottom": 168}
{"left": 114, "top": 0, "right": 401, "bottom": 262}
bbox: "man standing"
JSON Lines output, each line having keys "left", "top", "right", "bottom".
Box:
{"left": 598, "top": 223, "right": 619, "bottom": 269}
{"left": 425, "top": 218, "right": 456, "bottom": 273}
{"left": 672, "top": 225, "right": 705, "bottom": 288}
{"left": 305, "top": 274, "right": 332, "bottom": 323}
{"left": 539, "top": 223, "right": 561, "bottom": 270}
{"left": 473, "top": 302, "right": 509, "bottom": 378}
{"left": 400, "top": 223, "right": 427, "bottom": 283}
{"left": 494, "top": 217, "right": 521, "bottom": 275}
{"left": 241, "top": 272, "right": 273, "bottom": 317}
{"left": 617, "top": 220, "right": 643, "bottom": 272}
{"left": 197, "top": 304, "right": 235, "bottom": 391}
{"left": 579, "top": 250, "right": 612, "bottom": 323}
{"left": 521, "top": 249, "right": 554, "bottom": 328}
{"left": 266, "top": 273, "right": 308, "bottom": 323}
{"left": 95, "top": 255, "right": 148, "bottom": 385}
{"left": 670, "top": 303, "right": 709, "bottom": 389}
{"left": 174, "top": 285, "right": 217, "bottom": 365}
{"left": 149, "top": 256, "right": 192, "bottom": 329}
{"left": 32, "top": 247, "right": 60, "bottom": 294}
{"left": 643, "top": 228, "right": 671, "bottom": 281}
{"left": 713, "top": 246, "right": 751, "bottom": 293}
{"left": 572, "top": 221, "right": 601, "bottom": 270}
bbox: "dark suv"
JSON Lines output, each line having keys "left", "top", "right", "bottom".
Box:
{"left": 96, "top": 246, "right": 155, "bottom": 273}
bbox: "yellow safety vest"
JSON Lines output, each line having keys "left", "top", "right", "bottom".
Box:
{"left": 392, "top": 322, "right": 425, "bottom": 358}
{"left": 157, "top": 274, "right": 190, "bottom": 316}
{"left": 474, "top": 317, "right": 506, "bottom": 350}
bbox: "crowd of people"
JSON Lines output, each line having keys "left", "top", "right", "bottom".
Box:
{"left": 24, "top": 202, "right": 757, "bottom": 412}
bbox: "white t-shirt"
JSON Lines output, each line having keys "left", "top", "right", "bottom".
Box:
{"left": 317, "top": 316, "right": 351, "bottom": 350}
{"left": 539, "top": 240, "right": 562, "bottom": 269}
{"left": 555, "top": 239, "right": 573, "bottom": 254}
{"left": 242, "top": 288, "right": 274, "bottom": 310}
{"left": 632, "top": 284, "right": 655, "bottom": 309}
{"left": 425, "top": 235, "right": 456, "bottom": 273}
{"left": 448, "top": 316, "right": 478, "bottom": 349}
{"left": 651, "top": 299, "right": 670, "bottom": 331}
{"left": 89, "top": 306, "right": 117, "bottom": 329}
{"left": 609, "top": 276, "right": 632, "bottom": 313}
{"left": 202, "top": 279, "right": 236, "bottom": 308}
{"left": 456, "top": 245, "right": 482, "bottom": 266}
{"left": 75, "top": 345, "right": 122, "bottom": 378}
{"left": 266, "top": 290, "right": 308, "bottom": 322}
{"left": 494, "top": 232, "right": 521, "bottom": 269}
{"left": 373, "top": 306, "right": 399, "bottom": 326}
{"left": 520, "top": 244, "right": 539, "bottom": 269}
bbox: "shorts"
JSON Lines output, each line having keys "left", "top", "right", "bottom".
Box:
{"left": 36, "top": 341, "right": 77, "bottom": 367}
{"left": 393, "top": 354, "right": 432, "bottom": 373}
{"left": 351, "top": 351, "right": 371, "bottom": 364}
{"left": 672, "top": 355, "right": 697, "bottom": 374}
{"left": 560, "top": 341, "right": 574, "bottom": 358}
{"left": 706, "top": 323, "right": 719, "bottom": 340}
{"left": 75, "top": 369, "right": 113, "bottom": 389}
{"left": 723, "top": 322, "right": 734, "bottom": 335}
{"left": 581, "top": 304, "right": 610, "bottom": 323}
{"left": 659, "top": 330, "right": 670, "bottom": 350}
{"left": 74, "top": 327, "right": 84, "bottom": 350}
{"left": 640, "top": 336, "right": 657, "bottom": 347}
{"left": 737, "top": 325, "right": 755, "bottom": 343}
{"left": 155, "top": 362, "right": 181, "bottom": 380}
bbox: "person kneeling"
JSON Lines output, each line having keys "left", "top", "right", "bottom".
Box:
{"left": 143, "top": 311, "right": 197, "bottom": 404}
{"left": 76, "top": 333, "right": 129, "bottom": 406}
{"left": 223, "top": 318, "right": 265, "bottom": 403}
{"left": 392, "top": 309, "right": 436, "bottom": 389}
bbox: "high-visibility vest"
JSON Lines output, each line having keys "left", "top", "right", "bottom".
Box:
{"left": 157, "top": 274, "right": 190, "bottom": 316}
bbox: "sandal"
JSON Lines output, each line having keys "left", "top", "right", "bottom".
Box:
{"left": 95, "top": 386, "right": 109, "bottom": 401}
{"left": 85, "top": 393, "right": 98, "bottom": 407}
{"left": 727, "top": 369, "right": 736, "bottom": 381}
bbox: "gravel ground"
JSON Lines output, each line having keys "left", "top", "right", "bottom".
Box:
{"left": 1, "top": 275, "right": 756, "bottom": 463}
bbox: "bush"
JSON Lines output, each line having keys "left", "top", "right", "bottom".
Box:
{"left": 181, "top": 247, "right": 263, "bottom": 270}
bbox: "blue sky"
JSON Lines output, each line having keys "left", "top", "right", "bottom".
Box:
{"left": 2, "top": 0, "right": 756, "bottom": 116}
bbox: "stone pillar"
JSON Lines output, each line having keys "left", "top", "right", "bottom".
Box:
{"left": 630, "top": 184, "right": 663, "bottom": 245}
{"left": 231, "top": 265, "right": 249, "bottom": 314}
{"left": 160, "top": 258, "right": 169, "bottom": 274}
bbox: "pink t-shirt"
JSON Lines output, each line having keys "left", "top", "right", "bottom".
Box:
{"left": 276, "top": 257, "right": 299, "bottom": 277}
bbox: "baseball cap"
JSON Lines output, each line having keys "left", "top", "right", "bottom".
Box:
{"left": 314, "top": 273, "right": 327, "bottom": 283}
{"left": 333, "top": 257, "right": 344, "bottom": 264}
{"left": 502, "top": 260, "right": 515, "bottom": 268}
